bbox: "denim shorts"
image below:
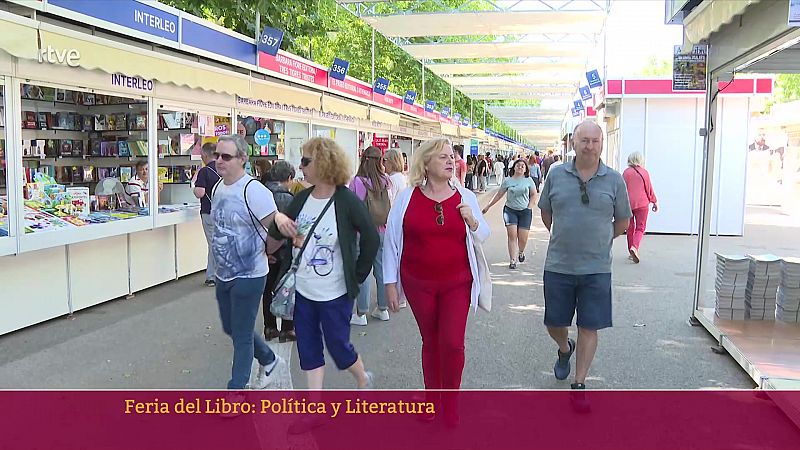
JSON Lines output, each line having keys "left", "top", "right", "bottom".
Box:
{"left": 543, "top": 271, "right": 612, "bottom": 330}
{"left": 503, "top": 206, "right": 533, "bottom": 230}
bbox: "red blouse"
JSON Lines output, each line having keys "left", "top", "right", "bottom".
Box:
{"left": 400, "top": 187, "right": 472, "bottom": 283}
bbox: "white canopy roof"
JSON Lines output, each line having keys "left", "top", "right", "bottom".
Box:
{"left": 337, "top": 0, "right": 609, "bottom": 146}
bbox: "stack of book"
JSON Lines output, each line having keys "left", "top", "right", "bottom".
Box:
{"left": 715, "top": 253, "right": 749, "bottom": 320}
{"left": 777, "top": 257, "right": 800, "bottom": 323}
{"left": 745, "top": 255, "right": 781, "bottom": 320}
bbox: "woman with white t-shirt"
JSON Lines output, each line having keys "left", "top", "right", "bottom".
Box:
{"left": 271, "top": 137, "right": 379, "bottom": 394}
{"left": 383, "top": 149, "right": 408, "bottom": 204}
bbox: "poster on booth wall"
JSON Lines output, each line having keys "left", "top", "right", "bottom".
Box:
{"left": 198, "top": 115, "right": 216, "bottom": 137}
{"left": 372, "top": 136, "right": 389, "bottom": 151}
{"left": 214, "top": 117, "right": 232, "bottom": 136}
{"left": 672, "top": 44, "right": 707, "bottom": 91}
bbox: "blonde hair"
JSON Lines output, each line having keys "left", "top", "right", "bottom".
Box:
{"left": 302, "top": 137, "right": 352, "bottom": 186}
{"left": 408, "top": 138, "right": 451, "bottom": 187}
{"left": 627, "top": 151, "right": 645, "bottom": 167}
{"left": 383, "top": 149, "right": 404, "bottom": 174}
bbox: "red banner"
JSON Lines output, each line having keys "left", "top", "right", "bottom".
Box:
{"left": 372, "top": 136, "right": 389, "bottom": 150}
{"left": 329, "top": 77, "right": 373, "bottom": 101}
{"left": 2, "top": 391, "right": 800, "bottom": 450}
{"left": 258, "top": 51, "right": 328, "bottom": 87}
{"left": 373, "top": 91, "right": 403, "bottom": 110}
{"left": 424, "top": 110, "right": 439, "bottom": 121}
{"left": 403, "top": 102, "right": 424, "bottom": 117}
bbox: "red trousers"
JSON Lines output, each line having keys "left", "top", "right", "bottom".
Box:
{"left": 401, "top": 272, "right": 472, "bottom": 390}
{"left": 627, "top": 207, "right": 650, "bottom": 250}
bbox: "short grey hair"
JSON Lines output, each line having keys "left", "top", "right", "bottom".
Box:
{"left": 627, "top": 151, "right": 645, "bottom": 167}
{"left": 217, "top": 134, "right": 249, "bottom": 160}
{"left": 269, "top": 160, "right": 295, "bottom": 182}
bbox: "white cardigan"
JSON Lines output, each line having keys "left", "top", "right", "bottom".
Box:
{"left": 383, "top": 185, "right": 491, "bottom": 311}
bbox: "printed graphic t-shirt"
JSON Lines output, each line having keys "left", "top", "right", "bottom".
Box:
{"left": 293, "top": 196, "right": 347, "bottom": 302}
{"left": 211, "top": 175, "right": 277, "bottom": 281}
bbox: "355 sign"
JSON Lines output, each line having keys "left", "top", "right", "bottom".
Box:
{"left": 38, "top": 45, "right": 80, "bottom": 67}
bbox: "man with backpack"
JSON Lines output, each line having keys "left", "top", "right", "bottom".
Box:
{"left": 193, "top": 142, "right": 221, "bottom": 287}
{"left": 348, "top": 146, "right": 391, "bottom": 325}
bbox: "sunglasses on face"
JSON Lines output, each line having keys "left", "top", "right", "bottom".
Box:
{"left": 301, "top": 157, "right": 312, "bottom": 167}
{"left": 579, "top": 180, "right": 590, "bottom": 204}
{"left": 213, "top": 152, "right": 236, "bottom": 162}
{"left": 434, "top": 203, "right": 444, "bottom": 226}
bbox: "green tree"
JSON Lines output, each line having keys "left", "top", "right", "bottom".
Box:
{"left": 774, "top": 73, "right": 800, "bottom": 103}
{"left": 637, "top": 55, "right": 672, "bottom": 77}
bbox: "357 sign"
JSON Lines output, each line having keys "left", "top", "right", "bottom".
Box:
{"left": 257, "top": 26, "right": 284, "bottom": 56}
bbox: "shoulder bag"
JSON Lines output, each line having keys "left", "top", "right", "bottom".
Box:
{"left": 269, "top": 195, "right": 335, "bottom": 320}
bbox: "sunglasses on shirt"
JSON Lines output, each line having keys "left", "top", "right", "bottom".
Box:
{"left": 579, "top": 180, "right": 590, "bottom": 204}
{"left": 434, "top": 203, "right": 444, "bottom": 226}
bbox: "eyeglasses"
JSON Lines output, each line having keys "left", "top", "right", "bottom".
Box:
{"left": 579, "top": 180, "right": 590, "bottom": 204}
{"left": 213, "top": 152, "right": 236, "bottom": 162}
{"left": 300, "top": 157, "right": 312, "bottom": 167}
{"left": 434, "top": 203, "right": 444, "bottom": 226}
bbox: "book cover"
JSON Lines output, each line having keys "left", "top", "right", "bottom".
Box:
{"left": 180, "top": 134, "right": 196, "bottom": 155}
{"left": 158, "top": 139, "right": 170, "bottom": 156}
{"left": 23, "top": 111, "right": 37, "bottom": 129}
{"left": 158, "top": 167, "right": 170, "bottom": 184}
{"left": 55, "top": 89, "right": 67, "bottom": 102}
{"left": 55, "top": 167, "right": 70, "bottom": 183}
{"left": 21, "top": 84, "right": 44, "bottom": 100}
{"left": 42, "top": 87, "right": 56, "bottom": 102}
{"left": 82, "top": 93, "right": 96, "bottom": 106}
{"left": 97, "top": 168, "right": 109, "bottom": 180}
{"left": 114, "top": 113, "right": 127, "bottom": 130}
{"left": 35, "top": 140, "right": 46, "bottom": 158}
{"left": 90, "top": 140, "right": 101, "bottom": 156}
{"left": 94, "top": 114, "right": 107, "bottom": 131}
{"left": 73, "top": 140, "right": 85, "bottom": 157}
{"left": 21, "top": 140, "right": 32, "bottom": 157}
{"left": 37, "top": 112, "right": 49, "bottom": 130}
{"left": 133, "top": 141, "right": 148, "bottom": 156}
{"left": 118, "top": 141, "right": 130, "bottom": 157}
{"left": 45, "top": 140, "right": 59, "bottom": 158}
{"left": 55, "top": 112, "right": 70, "bottom": 130}
{"left": 60, "top": 139, "right": 73, "bottom": 157}
{"left": 100, "top": 141, "right": 109, "bottom": 157}
{"left": 82, "top": 166, "right": 95, "bottom": 183}
{"left": 119, "top": 167, "right": 132, "bottom": 183}
{"left": 106, "top": 114, "right": 117, "bottom": 131}
{"left": 109, "top": 141, "right": 119, "bottom": 157}
{"left": 81, "top": 115, "right": 93, "bottom": 132}
{"left": 66, "top": 187, "right": 90, "bottom": 217}
{"left": 135, "top": 113, "right": 147, "bottom": 130}
{"left": 71, "top": 166, "right": 83, "bottom": 183}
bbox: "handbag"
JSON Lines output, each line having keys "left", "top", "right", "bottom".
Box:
{"left": 269, "top": 196, "right": 335, "bottom": 320}
{"left": 472, "top": 233, "right": 493, "bottom": 312}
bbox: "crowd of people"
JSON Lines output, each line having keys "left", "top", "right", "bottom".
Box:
{"left": 192, "top": 120, "right": 660, "bottom": 426}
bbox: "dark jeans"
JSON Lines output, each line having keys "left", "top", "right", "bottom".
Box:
{"left": 262, "top": 260, "right": 294, "bottom": 332}
{"left": 294, "top": 292, "right": 359, "bottom": 371}
{"left": 216, "top": 276, "right": 276, "bottom": 389}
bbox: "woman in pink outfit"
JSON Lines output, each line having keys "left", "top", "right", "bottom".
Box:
{"left": 622, "top": 152, "right": 658, "bottom": 263}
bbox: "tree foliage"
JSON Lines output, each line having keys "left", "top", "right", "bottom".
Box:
{"left": 774, "top": 73, "right": 800, "bottom": 103}
{"left": 162, "top": 0, "right": 527, "bottom": 141}
{"left": 637, "top": 55, "right": 672, "bottom": 77}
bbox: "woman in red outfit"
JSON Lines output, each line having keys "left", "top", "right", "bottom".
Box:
{"left": 622, "top": 151, "right": 658, "bottom": 263}
{"left": 383, "top": 138, "right": 490, "bottom": 426}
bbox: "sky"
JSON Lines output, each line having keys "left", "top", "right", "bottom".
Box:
{"left": 601, "top": 0, "right": 685, "bottom": 77}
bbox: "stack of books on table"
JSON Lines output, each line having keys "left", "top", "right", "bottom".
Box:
{"left": 745, "top": 254, "right": 781, "bottom": 320}
{"left": 715, "top": 253, "right": 749, "bottom": 320}
{"left": 777, "top": 257, "right": 800, "bottom": 323}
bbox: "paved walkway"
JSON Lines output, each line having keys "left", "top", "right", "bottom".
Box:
{"left": 0, "top": 188, "right": 757, "bottom": 390}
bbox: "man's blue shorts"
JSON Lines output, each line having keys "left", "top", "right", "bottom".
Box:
{"left": 543, "top": 271, "right": 612, "bottom": 330}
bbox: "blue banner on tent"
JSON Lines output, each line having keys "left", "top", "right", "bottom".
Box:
{"left": 440, "top": 107, "right": 450, "bottom": 118}
{"left": 574, "top": 99, "right": 584, "bottom": 111}
{"left": 473, "top": 122, "right": 479, "bottom": 129}
{"left": 572, "top": 108, "right": 581, "bottom": 117}
{"left": 579, "top": 86, "right": 593, "bottom": 101}
{"left": 373, "top": 77, "right": 390, "bottom": 96}
{"left": 257, "top": 26, "right": 283, "bottom": 56}
{"left": 586, "top": 69, "right": 602, "bottom": 89}
{"left": 330, "top": 58, "right": 350, "bottom": 81}
{"left": 404, "top": 90, "right": 417, "bottom": 105}
{"left": 48, "top": 0, "right": 179, "bottom": 42}
{"left": 453, "top": 113, "right": 461, "bottom": 122}
{"left": 425, "top": 100, "right": 436, "bottom": 112}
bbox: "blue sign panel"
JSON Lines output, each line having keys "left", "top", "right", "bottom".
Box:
{"left": 254, "top": 129, "right": 270, "bottom": 146}
{"left": 579, "top": 86, "right": 593, "bottom": 101}
{"left": 424, "top": 100, "right": 436, "bottom": 113}
{"left": 586, "top": 69, "right": 603, "bottom": 88}
{"left": 404, "top": 90, "right": 417, "bottom": 105}
{"left": 440, "top": 107, "right": 450, "bottom": 118}
{"left": 183, "top": 19, "right": 256, "bottom": 65}
{"left": 373, "top": 77, "right": 390, "bottom": 96}
{"left": 574, "top": 100, "right": 584, "bottom": 111}
{"left": 257, "top": 26, "right": 284, "bottom": 56}
{"left": 330, "top": 58, "right": 350, "bottom": 81}
{"left": 48, "top": 0, "right": 179, "bottom": 42}
{"left": 453, "top": 113, "right": 461, "bottom": 122}
{"left": 571, "top": 108, "right": 581, "bottom": 117}
{"left": 473, "top": 122, "right": 479, "bottom": 129}
{"left": 462, "top": 118, "right": 470, "bottom": 127}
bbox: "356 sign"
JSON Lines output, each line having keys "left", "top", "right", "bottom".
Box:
{"left": 330, "top": 58, "right": 350, "bottom": 81}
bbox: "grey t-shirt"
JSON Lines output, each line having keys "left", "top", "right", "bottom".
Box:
{"left": 211, "top": 175, "right": 277, "bottom": 281}
{"left": 502, "top": 176, "right": 535, "bottom": 211}
{"left": 537, "top": 161, "right": 632, "bottom": 275}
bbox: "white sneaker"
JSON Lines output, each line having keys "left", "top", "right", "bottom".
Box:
{"left": 253, "top": 355, "right": 284, "bottom": 389}
{"left": 350, "top": 313, "right": 368, "bottom": 326}
{"left": 370, "top": 309, "right": 390, "bottom": 321}
{"left": 399, "top": 300, "right": 408, "bottom": 309}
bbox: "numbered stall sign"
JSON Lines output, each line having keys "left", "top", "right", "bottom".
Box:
{"left": 579, "top": 86, "right": 593, "bottom": 101}
{"left": 258, "top": 26, "right": 284, "bottom": 56}
{"left": 330, "top": 58, "right": 350, "bottom": 81}
{"left": 425, "top": 100, "right": 436, "bottom": 112}
{"left": 453, "top": 113, "right": 461, "bottom": 122}
{"left": 404, "top": 90, "right": 417, "bottom": 105}
{"left": 574, "top": 99, "right": 584, "bottom": 111}
{"left": 571, "top": 108, "right": 581, "bottom": 117}
{"left": 374, "top": 77, "right": 390, "bottom": 95}
{"left": 586, "top": 69, "right": 603, "bottom": 89}
{"left": 441, "top": 107, "right": 450, "bottom": 118}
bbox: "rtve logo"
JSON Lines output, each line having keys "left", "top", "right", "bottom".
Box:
{"left": 38, "top": 45, "right": 80, "bottom": 67}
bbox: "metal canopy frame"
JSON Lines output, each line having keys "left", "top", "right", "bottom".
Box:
{"left": 335, "top": 0, "right": 611, "bottom": 147}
